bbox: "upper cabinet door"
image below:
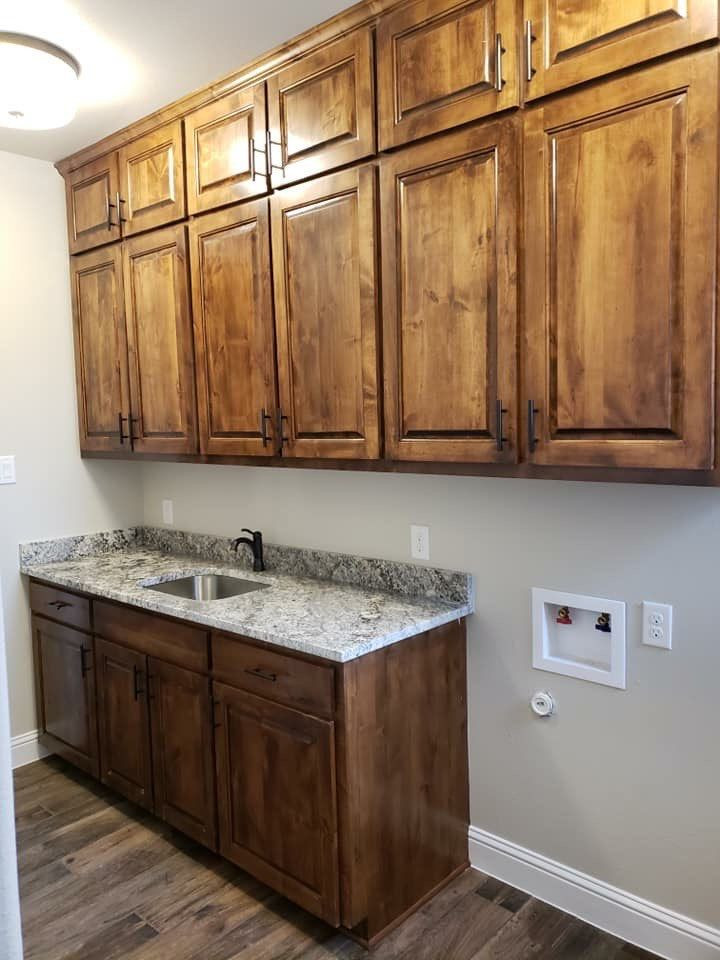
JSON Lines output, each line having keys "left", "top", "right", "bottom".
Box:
{"left": 271, "top": 165, "right": 381, "bottom": 460}
{"left": 381, "top": 119, "right": 519, "bottom": 463}
{"left": 524, "top": 51, "right": 718, "bottom": 471}
{"left": 123, "top": 224, "right": 198, "bottom": 455}
{"left": 65, "top": 152, "right": 121, "bottom": 253}
{"left": 377, "top": 0, "right": 519, "bottom": 151}
{"left": 70, "top": 245, "right": 131, "bottom": 453}
{"left": 524, "top": 0, "right": 718, "bottom": 100}
{"left": 189, "top": 201, "right": 278, "bottom": 457}
{"left": 119, "top": 120, "right": 186, "bottom": 236}
{"left": 184, "top": 84, "right": 268, "bottom": 215}
{"left": 266, "top": 27, "right": 375, "bottom": 188}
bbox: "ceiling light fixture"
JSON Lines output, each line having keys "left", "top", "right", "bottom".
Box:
{"left": 0, "top": 31, "right": 80, "bottom": 130}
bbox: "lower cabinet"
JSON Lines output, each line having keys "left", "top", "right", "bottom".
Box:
{"left": 32, "top": 615, "right": 98, "bottom": 777}
{"left": 214, "top": 681, "right": 339, "bottom": 925}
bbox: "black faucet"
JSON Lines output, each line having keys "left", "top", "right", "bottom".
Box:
{"left": 233, "top": 529, "right": 265, "bottom": 572}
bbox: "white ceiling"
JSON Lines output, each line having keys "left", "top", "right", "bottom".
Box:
{"left": 0, "top": 0, "right": 354, "bottom": 163}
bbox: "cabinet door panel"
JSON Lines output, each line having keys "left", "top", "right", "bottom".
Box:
{"left": 382, "top": 121, "right": 518, "bottom": 462}
{"left": 33, "top": 617, "right": 98, "bottom": 777}
{"left": 524, "top": 51, "right": 718, "bottom": 469}
{"left": 65, "top": 153, "right": 121, "bottom": 253}
{"left": 189, "top": 202, "right": 278, "bottom": 456}
{"left": 185, "top": 84, "right": 268, "bottom": 214}
{"left": 95, "top": 637, "right": 153, "bottom": 809}
{"left": 271, "top": 166, "right": 380, "bottom": 459}
{"left": 123, "top": 224, "right": 198, "bottom": 454}
{"left": 267, "top": 28, "right": 375, "bottom": 187}
{"left": 70, "top": 245, "right": 130, "bottom": 453}
{"left": 377, "top": 0, "right": 519, "bottom": 149}
{"left": 214, "top": 682, "right": 339, "bottom": 926}
{"left": 119, "top": 121, "right": 186, "bottom": 235}
{"left": 525, "top": 0, "right": 718, "bottom": 100}
{"left": 149, "top": 658, "right": 216, "bottom": 849}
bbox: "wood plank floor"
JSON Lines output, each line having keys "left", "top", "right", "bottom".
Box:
{"left": 15, "top": 757, "right": 661, "bottom": 960}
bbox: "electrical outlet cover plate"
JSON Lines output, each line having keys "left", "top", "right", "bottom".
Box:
{"left": 410, "top": 524, "right": 430, "bottom": 561}
{"left": 532, "top": 587, "right": 627, "bottom": 689}
{"left": 642, "top": 601, "right": 672, "bottom": 650}
{"left": 0, "top": 456, "right": 16, "bottom": 484}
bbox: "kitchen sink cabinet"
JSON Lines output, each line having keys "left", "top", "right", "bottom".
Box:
{"left": 30, "top": 582, "right": 469, "bottom": 946}
{"left": 524, "top": 50, "right": 718, "bottom": 470}
{"left": 523, "top": 0, "right": 718, "bottom": 102}
{"left": 32, "top": 615, "right": 98, "bottom": 777}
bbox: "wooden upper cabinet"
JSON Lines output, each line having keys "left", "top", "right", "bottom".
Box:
{"left": 149, "top": 658, "right": 217, "bottom": 850}
{"left": 271, "top": 165, "right": 381, "bottom": 460}
{"left": 382, "top": 120, "right": 519, "bottom": 463}
{"left": 377, "top": 0, "right": 519, "bottom": 150}
{"left": 70, "top": 245, "right": 131, "bottom": 453}
{"left": 33, "top": 617, "right": 98, "bottom": 777}
{"left": 184, "top": 84, "right": 268, "bottom": 215}
{"left": 524, "top": 0, "right": 719, "bottom": 100}
{"left": 123, "top": 224, "right": 198, "bottom": 455}
{"left": 266, "top": 27, "right": 375, "bottom": 188}
{"left": 119, "top": 120, "right": 186, "bottom": 235}
{"left": 95, "top": 636, "right": 153, "bottom": 811}
{"left": 524, "top": 50, "right": 718, "bottom": 470}
{"left": 189, "top": 201, "right": 277, "bottom": 457}
{"left": 214, "top": 682, "right": 340, "bottom": 926}
{"left": 65, "top": 152, "right": 121, "bottom": 253}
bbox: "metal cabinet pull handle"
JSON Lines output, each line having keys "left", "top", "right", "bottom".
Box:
{"left": 276, "top": 407, "right": 289, "bottom": 451}
{"left": 106, "top": 195, "right": 116, "bottom": 230}
{"left": 259, "top": 408, "right": 273, "bottom": 447}
{"left": 80, "top": 647, "right": 91, "bottom": 678}
{"left": 495, "top": 33, "right": 506, "bottom": 93}
{"left": 129, "top": 416, "right": 140, "bottom": 451}
{"left": 116, "top": 191, "right": 127, "bottom": 224}
{"left": 118, "top": 412, "right": 129, "bottom": 445}
{"left": 48, "top": 600, "right": 71, "bottom": 610}
{"left": 496, "top": 400, "right": 509, "bottom": 452}
{"left": 250, "top": 137, "right": 268, "bottom": 181}
{"left": 245, "top": 667, "right": 278, "bottom": 683}
{"left": 528, "top": 400, "right": 540, "bottom": 454}
{"left": 525, "top": 20, "right": 536, "bottom": 82}
{"left": 133, "top": 665, "right": 145, "bottom": 701}
{"left": 266, "top": 130, "right": 285, "bottom": 175}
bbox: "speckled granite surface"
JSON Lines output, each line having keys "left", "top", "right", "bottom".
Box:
{"left": 20, "top": 530, "right": 473, "bottom": 663}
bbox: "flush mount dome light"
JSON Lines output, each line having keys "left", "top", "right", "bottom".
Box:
{"left": 0, "top": 32, "right": 80, "bottom": 130}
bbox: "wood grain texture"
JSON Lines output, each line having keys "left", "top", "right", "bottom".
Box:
{"left": 377, "top": 0, "right": 519, "bottom": 149}
{"left": 32, "top": 617, "right": 98, "bottom": 777}
{"left": 184, "top": 83, "right": 268, "bottom": 214}
{"left": 149, "top": 658, "right": 217, "bottom": 850}
{"left": 267, "top": 26, "right": 375, "bottom": 187}
{"left": 188, "top": 200, "right": 278, "bottom": 457}
{"left": 70, "top": 244, "right": 131, "bottom": 454}
{"left": 525, "top": 0, "right": 719, "bottom": 100}
{"left": 336, "top": 620, "right": 469, "bottom": 942}
{"left": 524, "top": 49, "right": 718, "bottom": 469}
{"left": 213, "top": 681, "right": 340, "bottom": 926}
{"left": 95, "top": 636, "right": 154, "bottom": 811}
{"left": 381, "top": 119, "right": 519, "bottom": 463}
{"left": 65, "top": 152, "right": 121, "bottom": 253}
{"left": 123, "top": 223, "right": 199, "bottom": 455}
{"left": 119, "top": 121, "right": 186, "bottom": 235}
{"left": 212, "top": 631, "right": 335, "bottom": 719}
{"left": 271, "top": 164, "right": 381, "bottom": 459}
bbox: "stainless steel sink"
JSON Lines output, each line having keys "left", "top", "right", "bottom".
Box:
{"left": 144, "top": 574, "right": 269, "bottom": 601}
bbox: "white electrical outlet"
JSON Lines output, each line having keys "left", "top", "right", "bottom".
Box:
{"left": 162, "top": 499, "right": 174, "bottom": 525}
{"left": 0, "top": 456, "right": 16, "bottom": 485}
{"left": 410, "top": 525, "right": 430, "bottom": 561}
{"left": 642, "top": 601, "right": 672, "bottom": 650}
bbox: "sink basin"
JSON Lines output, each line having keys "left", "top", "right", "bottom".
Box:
{"left": 144, "top": 574, "right": 269, "bottom": 601}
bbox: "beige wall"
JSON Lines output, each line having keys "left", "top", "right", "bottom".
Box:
{"left": 141, "top": 461, "right": 720, "bottom": 928}
{"left": 0, "top": 150, "right": 143, "bottom": 738}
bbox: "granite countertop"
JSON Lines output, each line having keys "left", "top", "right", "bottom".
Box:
{"left": 20, "top": 529, "right": 474, "bottom": 663}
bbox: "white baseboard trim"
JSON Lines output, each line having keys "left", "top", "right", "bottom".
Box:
{"left": 10, "top": 730, "right": 50, "bottom": 769}
{"left": 469, "top": 825, "right": 720, "bottom": 960}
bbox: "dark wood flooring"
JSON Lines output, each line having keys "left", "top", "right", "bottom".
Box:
{"left": 15, "top": 757, "right": 661, "bottom": 960}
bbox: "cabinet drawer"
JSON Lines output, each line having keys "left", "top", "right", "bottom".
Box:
{"left": 94, "top": 600, "right": 209, "bottom": 673}
{"left": 30, "top": 582, "right": 90, "bottom": 632}
{"left": 212, "top": 633, "right": 334, "bottom": 719}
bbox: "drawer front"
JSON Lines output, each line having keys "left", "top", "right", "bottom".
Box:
{"left": 212, "top": 633, "right": 334, "bottom": 719}
{"left": 94, "top": 600, "right": 209, "bottom": 673}
{"left": 30, "top": 582, "right": 91, "bottom": 632}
